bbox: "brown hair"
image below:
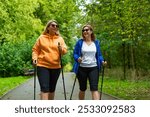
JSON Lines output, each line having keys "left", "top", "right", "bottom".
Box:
{"left": 82, "top": 24, "right": 95, "bottom": 41}
{"left": 42, "top": 20, "right": 60, "bottom": 35}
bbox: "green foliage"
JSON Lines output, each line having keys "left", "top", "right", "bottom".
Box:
{"left": 0, "top": 38, "right": 36, "bottom": 77}
{"left": 0, "top": 0, "right": 81, "bottom": 77}
{"left": 0, "top": 0, "right": 149, "bottom": 80}
{"left": 0, "top": 0, "right": 43, "bottom": 43}
{"left": 64, "top": 63, "right": 72, "bottom": 72}
{"left": 80, "top": 0, "right": 150, "bottom": 79}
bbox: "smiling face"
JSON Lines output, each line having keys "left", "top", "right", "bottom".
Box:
{"left": 82, "top": 24, "right": 95, "bottom": 41}
{"left": 48, "top": 22, "right": 59, "bottom": 35}
{"left": 82, "top": 26, "right": 92, "bottom": 39}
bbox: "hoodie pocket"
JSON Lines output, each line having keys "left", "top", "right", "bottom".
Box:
{"left": 44, "top": 52, "right": 59, "bottom": 65}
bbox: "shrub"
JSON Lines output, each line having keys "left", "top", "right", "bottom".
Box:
{"left": 0, "top": 38, "right": 36, "bottom": 77}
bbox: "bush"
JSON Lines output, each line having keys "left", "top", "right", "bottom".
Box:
{"left": 0, "top": 38, "right": 36, "bottom": 77}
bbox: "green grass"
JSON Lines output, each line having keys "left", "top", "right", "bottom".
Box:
{"left": 99, "top": 77, "right": 150, "bottom": 100}
{"left": 0, "top": 74, "right": 150, "bottom": 100}
{"left": 0, "top": 76, "right": 31, "bottom": 97}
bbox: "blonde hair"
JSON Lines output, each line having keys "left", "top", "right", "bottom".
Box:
{"left": 42, "top": 20, "right": 60, "bottom": 36}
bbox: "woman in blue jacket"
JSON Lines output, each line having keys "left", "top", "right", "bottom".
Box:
{"left": 73, "top": 24, "right": 107, "bottom": 100}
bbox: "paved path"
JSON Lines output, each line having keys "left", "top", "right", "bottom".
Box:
{"left": 1, "top": 72, "right": 118, "bottom": 100}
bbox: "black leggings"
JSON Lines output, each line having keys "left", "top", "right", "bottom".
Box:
{"left": 77, "top": 66, "right": 99, "bottom": 91}
{"left": 37, "top": 66, "right": 61, "bottom": 93}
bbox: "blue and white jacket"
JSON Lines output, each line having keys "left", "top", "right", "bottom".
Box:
{"left": 72, "top": 39, "right": 104, "bottom": 74}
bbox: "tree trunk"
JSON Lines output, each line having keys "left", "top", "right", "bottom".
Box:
{"left": 130, "top": 44, "right": 137, "bottom": 80}
{"left": 122, "top": 42, "right": 126, "bottom": 80}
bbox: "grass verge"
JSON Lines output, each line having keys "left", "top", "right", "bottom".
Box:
{"left": 99, "top": 77, "right": 150, "bottom": 100}
{"left": 0, "top": 76, "right": 31, "bottom": 97}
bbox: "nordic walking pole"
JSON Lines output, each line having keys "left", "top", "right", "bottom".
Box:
{"left": 58, "top": 42, "right": 67, "bottom": 100}
{"left": 100, "top": 65, "right": 105, "bottom": 100}
{"left": 70, "top": 75, "right": 77, "bottom": 100}
{"left": 34, "top": 64, "right": 37, "bottom": 100}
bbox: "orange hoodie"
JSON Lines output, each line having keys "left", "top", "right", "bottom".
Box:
{"left": 32, "top": 34, "right": 67, "bottom": 69}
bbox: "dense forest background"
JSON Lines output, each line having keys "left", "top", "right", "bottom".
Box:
{"left": 0, "top": 0, "right": 150, "bottom": 82}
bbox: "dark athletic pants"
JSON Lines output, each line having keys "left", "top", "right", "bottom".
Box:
{"left": 37, "top": 66, "right": 61, "bottom": 93}
{"left": 77, "top": 66, "right": 99, "bottom": 91}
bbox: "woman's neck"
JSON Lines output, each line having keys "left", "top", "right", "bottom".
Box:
{"left": 85, "top": 37, "right": 92, "bottom": 42}
{"left": 49, "top": 31, "right": 55, "bottom": 36}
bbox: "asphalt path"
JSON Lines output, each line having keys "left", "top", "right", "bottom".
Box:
{"left": 1, "top": 72, "right": 119, "bottom": 100}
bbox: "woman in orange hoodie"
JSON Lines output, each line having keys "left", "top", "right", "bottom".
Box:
{"left": 32, "top": 20, "right": 67, "bottom": 100}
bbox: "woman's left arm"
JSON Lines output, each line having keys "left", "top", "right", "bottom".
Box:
{"left": 97, "top": 40, "right": 104, "bottom": 63}
{"left": 97, "top": 40, "right": 107, "bottom": 66}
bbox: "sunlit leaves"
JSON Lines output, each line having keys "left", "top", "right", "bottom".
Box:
{"left": 0, "top": 0, "right": 42, "bottom": 42}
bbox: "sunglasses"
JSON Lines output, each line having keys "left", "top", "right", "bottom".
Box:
{"left": 82, "top": 29, "right": 90, "bottom": 32}
{"left": 50, "top": 24, "right": 59, "bottom": 28}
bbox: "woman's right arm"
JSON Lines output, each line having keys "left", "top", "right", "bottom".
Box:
{"left": 32, "top": 39, "right": 40, "bottom": 65}
{"left": 73, "top": 40, "right": 81, "bottom": 62}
